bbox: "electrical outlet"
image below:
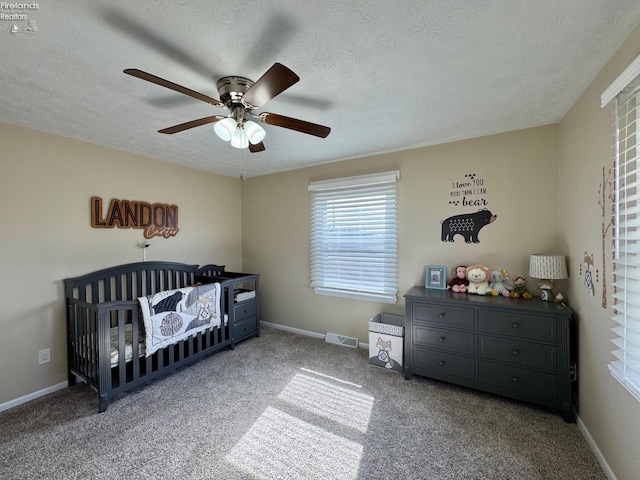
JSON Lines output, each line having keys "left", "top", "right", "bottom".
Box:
{"left": 38, "top": 348, "right": 51, "bottom": 365}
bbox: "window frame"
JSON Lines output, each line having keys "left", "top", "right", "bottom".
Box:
{"left": 308, "top": 170, "right": 399, "bottom": 304}
{"left": 602, "top": 53, "right": 640, "bottom": 402}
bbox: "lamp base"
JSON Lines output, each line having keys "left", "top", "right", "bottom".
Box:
{"left": 538, "top": 279, "right": 556, "bottom": 301}
{"left": 540, "top": 288, "right": 555, "bottom": 302}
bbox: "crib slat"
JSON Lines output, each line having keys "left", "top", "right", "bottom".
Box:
{"left": 87, "top": 310, "right": 94, "bottom": 380}
{"left": 104, "top": 277, "right": 111, "bottom": 302}
{"left": 168, "top": 343, "right": 174, "bottom": 365}
{"left": 157, "top": 347, "right": 164, "bottom": 370}
{"left": 114, "top": 274, "right": 122, "bottom": 301}
{"left": 131, "top": 310, "right": 140, "bottom": 381}
{"left": 118, "top": 311, "right": 126, "bottom": 387}
{"left": 92, "top": 282, "right": 99, "bottom": 305}
{"left": 97, "top": 307, "right": 112, "bottom": 411}
{"left": 136, "top": 271, "right": 143, "bottom": 298}
{"left": 126, "top": 272, "right": 133, "bottom": 300}
{"left": 146, "top": 270, "right": 153, "bottom": 297}
{"left": 94, "top": 310, "right": 100, "bottom": 381}
{"left": 178, "top": 341, "right": 184, "bottom": 362}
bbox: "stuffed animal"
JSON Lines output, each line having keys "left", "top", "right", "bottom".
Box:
{"left": 447, "top": 265, "right": 469, "bottom": 293}
{"left": 466, "top": 264, "right": 491, "bottom": 295}
{"left": 489, "top": 269, "right": 511, "bottom": 297}
{"left": 510, "top": 275, "right": 533, "bottom": 299}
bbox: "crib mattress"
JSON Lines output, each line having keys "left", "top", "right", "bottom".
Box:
{"left": 110, "top": 314, "right": 228, "bottom": 367}
{"left": 75, "top": 315, "right": 229, "bottom": 368}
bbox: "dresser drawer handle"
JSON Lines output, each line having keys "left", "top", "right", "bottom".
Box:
{"left": 512, "top": 349, "right": 520, "bottom": 355}
{"left": 439, "top": 337, "right": 446, "bottom": 342}
{"left": 439, "top": 360, "right": 446, "bottom": 366}
{"left": 438, "top": 313, "right": 445, "bottom": 319}
{"left": 511, "top": 323, "right": 520, "bottom": 329}
{"left": 512, "top": 376, "right": 520, "bottom": 383}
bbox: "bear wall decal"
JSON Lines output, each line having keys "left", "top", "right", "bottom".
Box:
{"left": 441, "top": 209, "right": 497, "bottom": 244}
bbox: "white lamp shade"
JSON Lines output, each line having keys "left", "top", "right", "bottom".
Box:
{"left": 231, "top": 128, "right": 249, "bottom": 149}
{"left": 244, "top": 120, "right": 266, "bottom": 145}
{"left": 214, "top": 117, "right": 237, "bottom": 142}
{"left": 529, "top": 253, "right": 568, "bottom": 280}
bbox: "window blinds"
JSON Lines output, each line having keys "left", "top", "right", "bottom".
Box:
{"left": 609, "top": 69, "right": 640, "bottom": 402}
{"left": 309, "top": 171, "right": 399, "bottom": 303}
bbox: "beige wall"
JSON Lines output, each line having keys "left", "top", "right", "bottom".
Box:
{"left": 241, "top": 125, "right": 560, "bottom": 340}
{"left": 0, "top": 122, "right": 242, "bottom": 404}
{"left": 558, "top": 24, "right": 640, "bottom": 480}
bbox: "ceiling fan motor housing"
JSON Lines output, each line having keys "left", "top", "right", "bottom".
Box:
{"left": 217, "top": 76, "right": 254, "bottom": 106}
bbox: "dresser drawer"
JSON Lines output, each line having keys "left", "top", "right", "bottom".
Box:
{"left": 414, "top": 325, "right": 475, "bottom": 355}
{"left": 413, "top": 304, "right": 473, "bottom": 329}
{"left": 479, "top": 336, "right": 556, "bottom": 370}
{"left": 478, "top": 310, "right": 555, "bottom": 342}
{"left": 413, "top": 346, "right": 475, "bottom": 381}
{"left": 234, "top": 316, "right": 257, "bottom": 338}
{"left": 234, "top": 300, "right": 257, "bottom": 321}
{"left": 478, "top": 361, "right": 556, "bottom": 402}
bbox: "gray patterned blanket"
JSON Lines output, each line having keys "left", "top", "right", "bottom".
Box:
{"left": 138, "top": 283, "right": 221, "bottom": 357}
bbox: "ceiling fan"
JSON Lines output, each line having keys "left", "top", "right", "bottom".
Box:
{"left": 124, "top": 63, "right": 331, "bottom": 152}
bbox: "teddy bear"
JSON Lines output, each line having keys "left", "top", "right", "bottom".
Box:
{"left": 509, "top": 275, "right": 533, "bottom": 299}
{"left": 447, "top": 265, "right": 469, "bottom": 293}
{"left": 466, "top": 264, "right": 491, "bottom": 295}
{"left": 489, "top": 269, "right": 511, "bottom": 297}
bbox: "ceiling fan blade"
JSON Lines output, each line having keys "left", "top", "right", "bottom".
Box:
{"left": 158, "top": 115, "right": 225, "bottom": 134}
{"left": 259, "top": 112, "right": 331, "bottom": 138}
{"left": 124, "top": 69, "right": 224, "bottom": 108}
{"left": 103, "top": 8, "right": 222, "bottom": 81}
{"left": 242, "top": 63, "right": 300, "bottom": 108}
{"left": 249, "top": 142, "right": 266, "bottom": 153}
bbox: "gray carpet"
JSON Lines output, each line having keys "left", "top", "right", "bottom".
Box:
{"left": 0, "top": 327, "right": 605, "bottom": 480}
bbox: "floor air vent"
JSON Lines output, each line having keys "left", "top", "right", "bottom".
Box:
{"left": 325, "top": 332, "right": 359, "bottom": 348}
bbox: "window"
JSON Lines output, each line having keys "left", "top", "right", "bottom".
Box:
{"left": 602, "top": 54, "right": 640, "bottom": 401}
{"left": 309, "top": 171, "right": 399, "bottom": 304}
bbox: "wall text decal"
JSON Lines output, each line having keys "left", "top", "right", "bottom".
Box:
{"left": 90, "top": 196, "right": 179, "bottom": 239}
{"left": 448, "top": 173, "right": 488, "bottom": 207}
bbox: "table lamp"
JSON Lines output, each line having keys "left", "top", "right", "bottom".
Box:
{"left": 529, "top": 253, "right": 568, "bottom": 301}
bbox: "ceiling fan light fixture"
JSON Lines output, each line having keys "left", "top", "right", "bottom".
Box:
{"left": 244, "top": 120, "right": 266, "bottom": 145}
{"left": 214, "top": 117, "right": 237, "bottom": 142}
{"left": 231, "top": 127, "right": 249, "bottom": 149}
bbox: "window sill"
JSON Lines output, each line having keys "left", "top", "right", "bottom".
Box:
{"left": 312, "top": 287, "right": 397, "bottom": 304}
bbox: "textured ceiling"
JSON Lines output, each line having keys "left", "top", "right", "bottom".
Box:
{"left": 2, "top": 1, "right": 640, "bottom": 178}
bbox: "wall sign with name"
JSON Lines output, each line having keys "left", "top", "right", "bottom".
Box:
{"left": 90, "top": 196, "right": 179, "bottom": 239}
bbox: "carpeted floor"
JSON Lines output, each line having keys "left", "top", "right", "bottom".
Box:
{"left": 0, "top": 327, "right": 605, "bottom": 479}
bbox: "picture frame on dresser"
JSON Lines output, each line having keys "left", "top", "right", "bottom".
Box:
{"left": 425, "top": 265, "right": 447, "bottom": 289}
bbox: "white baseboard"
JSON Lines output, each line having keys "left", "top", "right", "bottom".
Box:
{"left": 577, "top": 414, "right": 617, "bottom": 480}
{"left": 0, "top": 381, "right": 68, "bottom": 413}
{"left": 260, "top": 321, "right": 369, "bottom": 349}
